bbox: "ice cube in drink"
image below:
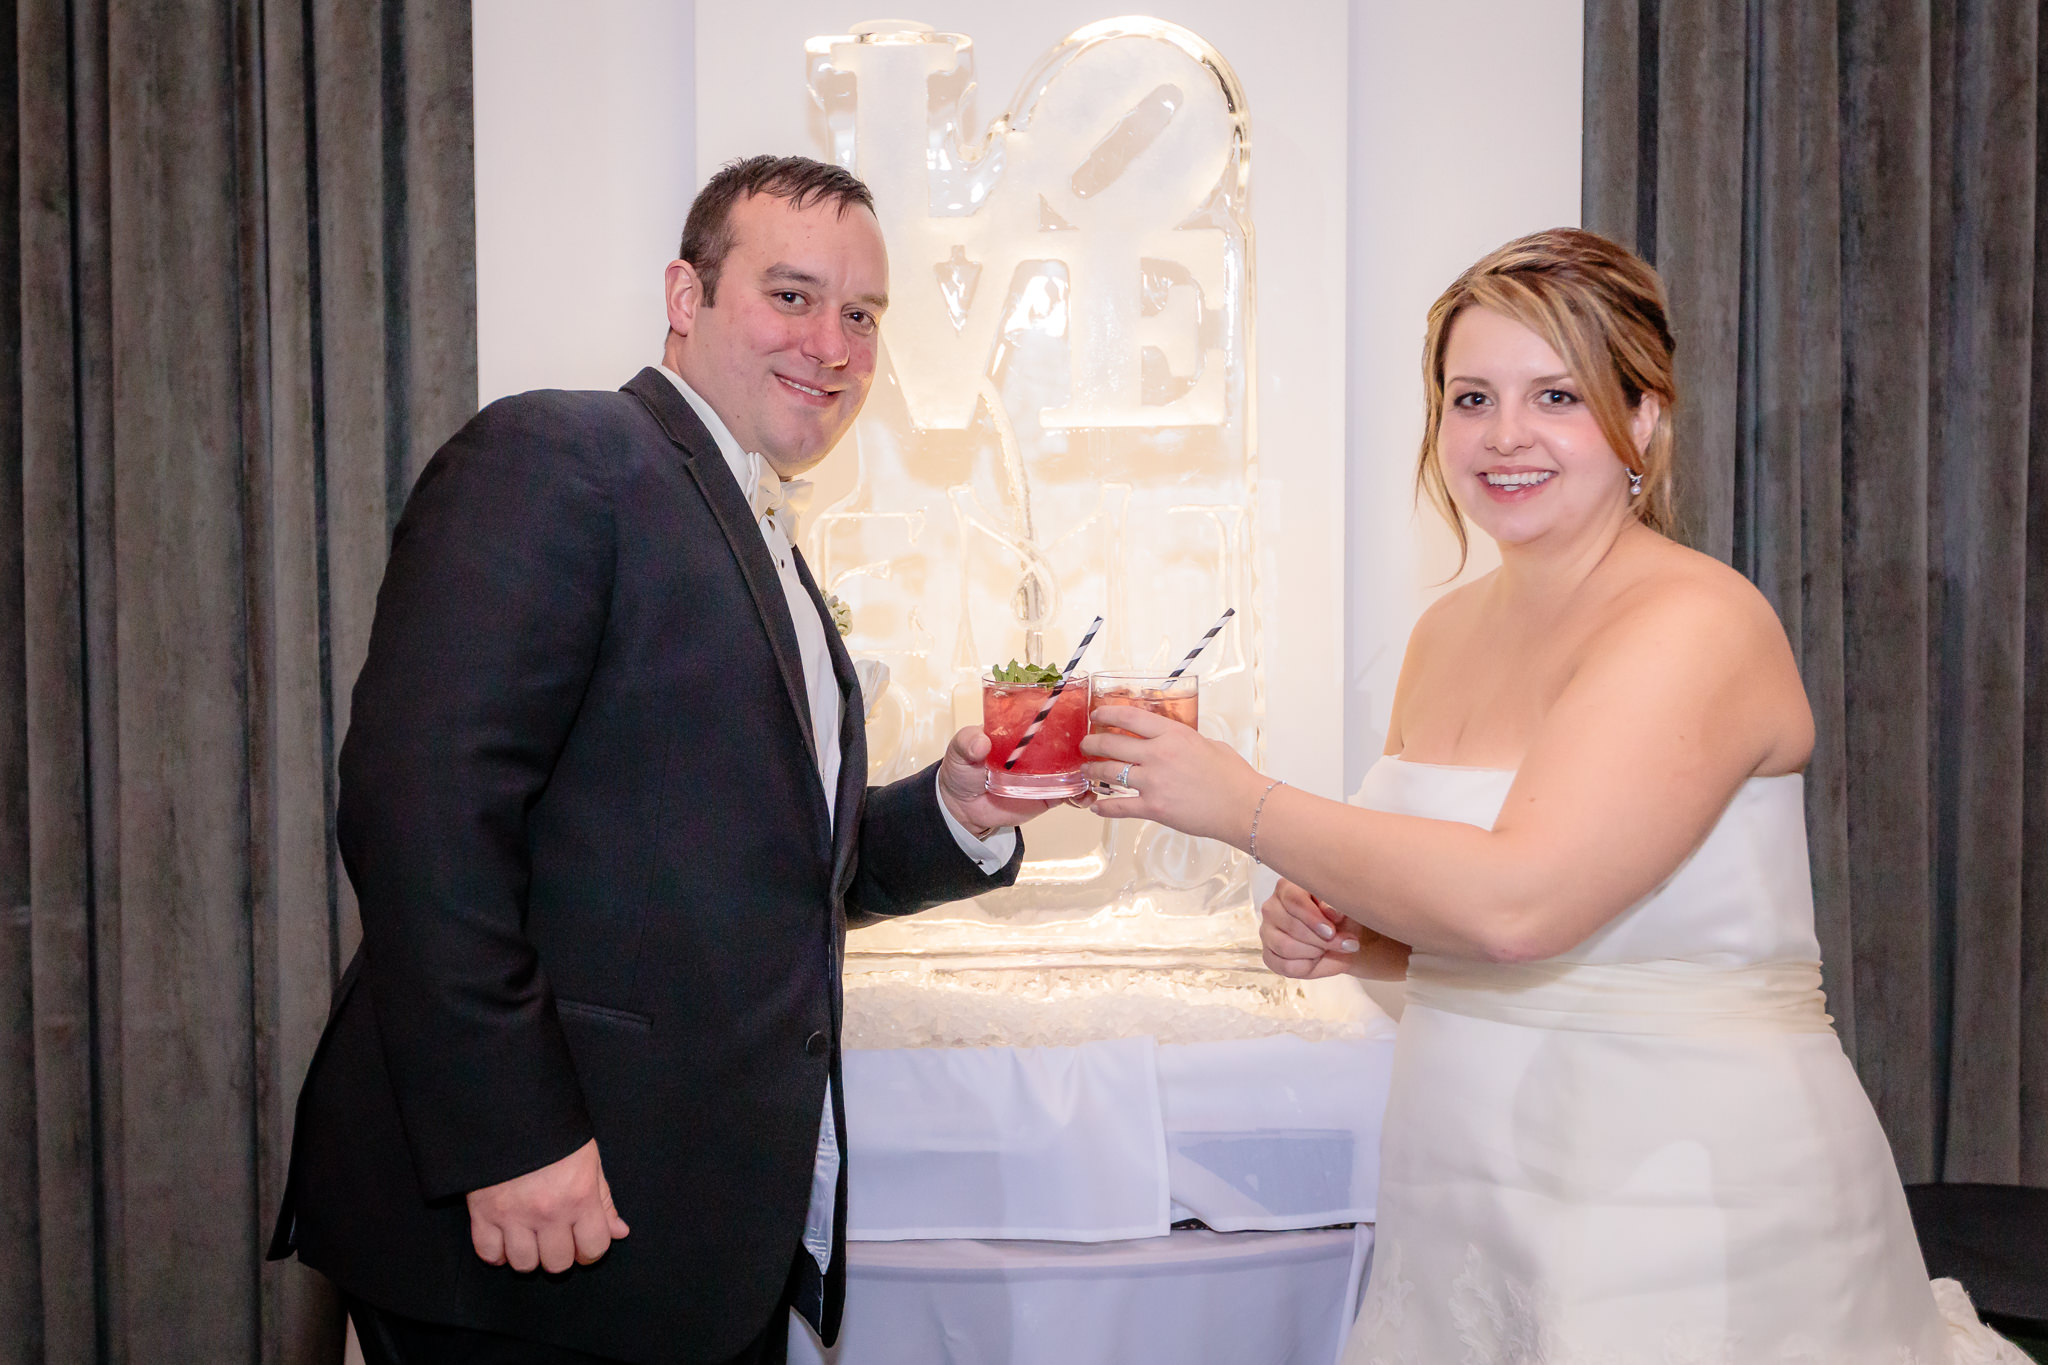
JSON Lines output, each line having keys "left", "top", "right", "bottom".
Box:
{"left": 982, "top": 674, "right": 1092, "bottom": 798}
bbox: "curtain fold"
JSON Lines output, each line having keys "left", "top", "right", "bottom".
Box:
{"left": 1585, "top": 0, "right": 2047, "bottom": 1185}
{"left": 3, "top": 3, "right": 477, "bottom": 1361}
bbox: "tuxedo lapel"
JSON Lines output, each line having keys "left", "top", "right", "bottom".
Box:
{"left": 623, "top": 368, "right": 821, "bottom": 776}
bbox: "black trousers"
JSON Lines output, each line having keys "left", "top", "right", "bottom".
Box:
{"left": 344, "top": 1295, "right": 791, "bottom": 1365}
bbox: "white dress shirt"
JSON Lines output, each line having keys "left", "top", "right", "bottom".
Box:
{"left": 657, "top": 366, "right": 1015, "bottom": 1273}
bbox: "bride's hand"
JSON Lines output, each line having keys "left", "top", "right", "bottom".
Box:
{"left": 1261, "top": 879, "right": 1409, "bottom": 980}
{"left": 1078, "top": 705, "right": 1263, "bottom": 840}
{"left": 1261, "top": 878, "right": 1360, "bottom": 979}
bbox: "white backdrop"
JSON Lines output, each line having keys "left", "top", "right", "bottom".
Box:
{"left": 472, "top": 0, "right": 1583, "bottom": 799}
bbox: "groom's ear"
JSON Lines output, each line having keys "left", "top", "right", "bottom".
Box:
{"left": 664, "top": 259, "right": 704, "bottom": 338}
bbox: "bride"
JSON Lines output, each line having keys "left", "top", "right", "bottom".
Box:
{"left": 1079, "top": 229, "right": 2025, "bottom": 1362}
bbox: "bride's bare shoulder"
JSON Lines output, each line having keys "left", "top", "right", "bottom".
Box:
{"left": 1608, "top": 535, "right": 1789, "bottom": 646}
{"left": 1596, "top": 535, "right": 1814, "bottom": 770}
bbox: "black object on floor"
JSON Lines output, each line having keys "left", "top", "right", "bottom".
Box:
{"left": 1903, "top": 1182, "right": 2048, "bottom": 1346}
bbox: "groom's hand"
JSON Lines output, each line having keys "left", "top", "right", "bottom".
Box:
{"left": 466, "top": 1138, "right": 630, "bottom": 1274}
{"left": 937, "top": 726, "right": 1063, "bottom": 835}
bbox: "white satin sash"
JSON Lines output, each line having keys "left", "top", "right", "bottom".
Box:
{"left": 1403, "top": 956, "right": 1835, "bottom": 1035}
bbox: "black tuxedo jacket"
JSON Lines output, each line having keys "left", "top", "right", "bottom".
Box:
{"left": 269, "top": 369, "right": 1022, "bottom": 1363}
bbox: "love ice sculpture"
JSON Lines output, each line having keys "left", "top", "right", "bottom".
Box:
{"left": 805, "top": 18, "right": 1261, "bottom": 966}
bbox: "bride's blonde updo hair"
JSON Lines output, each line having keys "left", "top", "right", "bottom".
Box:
{"left": 1417, "top": 228, "right": 1679, "bottom": 568}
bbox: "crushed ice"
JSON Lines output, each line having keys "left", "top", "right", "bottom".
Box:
{"left": 842, "top": 965, "right": 1394, "bottom": 1050}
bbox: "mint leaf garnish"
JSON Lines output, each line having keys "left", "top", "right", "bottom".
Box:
{"left": 991, "top": 659, "right": 1065, "bottom": 686}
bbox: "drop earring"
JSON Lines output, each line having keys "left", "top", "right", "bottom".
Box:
{"left": 1627, "top": 468, "right": 1644, "bottom": 498}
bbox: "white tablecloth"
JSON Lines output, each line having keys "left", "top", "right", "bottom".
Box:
{"left": 340, "top": 1229, "right": 1375, "bottom": 1365}
{"left": 845, "top": 1036, "right": 1170, "bottom": 1241}
{"left": 789, "top": 1225, "right": 1375, "bottom": 1365}
{"left": 844, "top": 1031, "right": 1397, "bottom": 1241}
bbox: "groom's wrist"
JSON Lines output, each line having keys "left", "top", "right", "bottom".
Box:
{"left": 934, "top": 769, "right": 1015, "bottom": 873}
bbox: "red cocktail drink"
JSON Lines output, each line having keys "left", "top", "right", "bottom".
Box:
{"left": 982, "top": 674, "right": 1092, "bottom": 798}
{"left": 1089, "top": 673, "right": 1199, "bottom": 794}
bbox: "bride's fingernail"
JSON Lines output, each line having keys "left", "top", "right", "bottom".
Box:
{"left": 1339, "top": 939, "right": 1360, "bottom": 953}
{"left": 1313, "top": 922, "right": 1334, "bottom": 941}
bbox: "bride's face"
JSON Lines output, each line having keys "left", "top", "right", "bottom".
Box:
{"left": 1438, "top": 307, "right": 1652, "bottom": 550}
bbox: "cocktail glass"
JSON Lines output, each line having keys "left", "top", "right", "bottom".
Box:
{"left": 1088, "top": 672, "right": 1199, "bottom": 795}
{"left": 982, "top": 674, "right": 1093, "bottom": 798}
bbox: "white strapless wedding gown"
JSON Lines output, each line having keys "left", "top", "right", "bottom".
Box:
{"left": 1342, "top": 757, "right": 2026, "bottom": 1365}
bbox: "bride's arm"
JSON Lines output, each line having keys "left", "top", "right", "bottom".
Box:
{"left": 1084, "top": 580, "right": 1811, "bottom": 963}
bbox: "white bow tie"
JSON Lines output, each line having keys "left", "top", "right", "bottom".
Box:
{"left": 744, "top": 452, "right": 813, "bottom": 541}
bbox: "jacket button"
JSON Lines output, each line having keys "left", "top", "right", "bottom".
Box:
{"left": 805, "top": 1030, "right": 828, "bottom": 1058}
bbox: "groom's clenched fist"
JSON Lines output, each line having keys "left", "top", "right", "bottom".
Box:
{"left": 466, "top": 1138, "right": 630, "bottom": 1274}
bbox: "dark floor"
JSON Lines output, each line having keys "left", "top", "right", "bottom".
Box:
{"left": 2009, "top": 1330, "right": 2048, "bottom": 1362}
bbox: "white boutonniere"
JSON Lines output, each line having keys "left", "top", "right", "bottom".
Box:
{"left": 823, "top": 592, "right": 853, "bottom": 638}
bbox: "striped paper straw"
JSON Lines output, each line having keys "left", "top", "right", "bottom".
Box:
{"left": 1166, "top": 607, "right": 1236, "bottom": 680}
{"left": 1002, "top": 615, "right": 1104, "bottom": 770}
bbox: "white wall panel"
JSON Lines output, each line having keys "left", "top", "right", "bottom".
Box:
{"left": 1344, "top": 0, "right": 1584, "bottom": 788}
{"left": 474, "top": 0, "right": 695, "bottom": 399}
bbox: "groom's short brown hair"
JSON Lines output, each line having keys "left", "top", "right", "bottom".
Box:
{"left": 679, "top": 155, "right": 876, "bottom": 305}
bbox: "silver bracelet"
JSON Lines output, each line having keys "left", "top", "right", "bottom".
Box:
{"left": 1249, "top": 779, "right": 1285, "bottom": 865}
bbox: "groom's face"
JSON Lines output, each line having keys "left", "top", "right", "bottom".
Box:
{"left": 665, "top": 192, "right": 890, "bottom": 479}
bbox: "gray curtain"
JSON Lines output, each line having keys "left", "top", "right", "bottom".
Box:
{"left": 1585, "top": 0, "right": 2047, "bottom": 1186}
{"left": 1, "top": 3, "right": 476, "bottom": 1361}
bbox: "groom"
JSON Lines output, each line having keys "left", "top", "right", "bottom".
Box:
{"left": 269, "top": 156, "right": 1052, "bottom": 1364}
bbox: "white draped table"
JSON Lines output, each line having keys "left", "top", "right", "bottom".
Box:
{"left": 791, "top": 1027, "right": 1398, "bottom": 1365}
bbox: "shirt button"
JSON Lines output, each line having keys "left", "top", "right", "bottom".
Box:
{"left": 805, "top": 1030, "right": 828, "bottom": 1058}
